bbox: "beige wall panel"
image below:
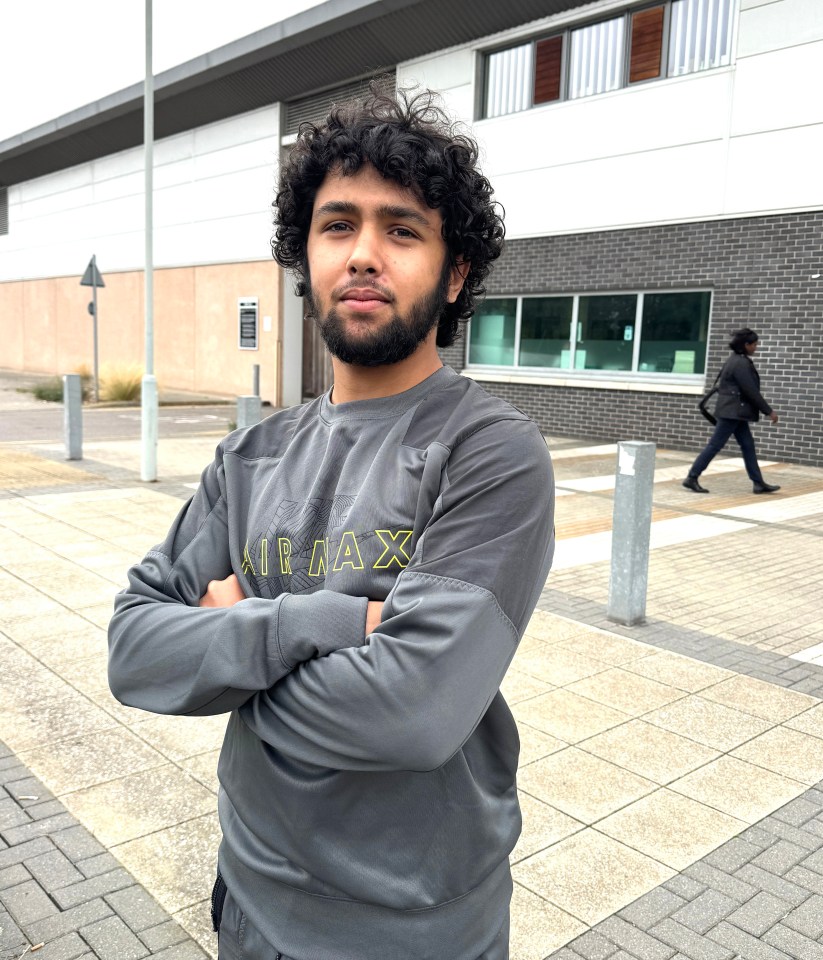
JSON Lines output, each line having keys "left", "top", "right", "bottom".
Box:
{"left": 155, "top": 267, "right": 196, "bottom": 391}
{"left": 55, "top": 276, "right": 97, "bottom": 375}
{"left": 96, "top": 271, "right": 144, "bottom": 370}
{"left": 0, "top": 281, "right": 25, "bottom": 369}
{"left": 193, "top": 261, "right": 280, "bottom": 404}
{"left": 1, "top": 261, "right": 282, "bottom": 404}
{"left": 22, "top": 279, "right": 58, "bottom": 372}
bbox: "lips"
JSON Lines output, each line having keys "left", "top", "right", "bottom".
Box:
{"left": 340, "top": 289, "right": 390, "bottom": 303}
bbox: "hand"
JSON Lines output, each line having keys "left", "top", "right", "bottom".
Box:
{"left": 769, "top": 412, "right": 779, "bottom": 424}
{"left": 365, "top": 600, "right": 383, "bottom": 636}
{"left": 200, "top": 574, "right": 245, "bottom": 608}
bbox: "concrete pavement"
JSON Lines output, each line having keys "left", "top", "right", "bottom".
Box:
{"left": 2, "top": 378, "right": 823, "bottom": 960}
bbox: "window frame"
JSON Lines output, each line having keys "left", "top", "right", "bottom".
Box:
{"left": 479, "top": 0, "right": 733, "bottom": 119}
{"left": 466, "top": 289, "right": 713, "bottom": 385}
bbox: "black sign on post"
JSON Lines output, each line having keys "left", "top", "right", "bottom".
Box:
{"left": 80, "top": 255, "right": 105, "bottom": 402}
{"left": 238, "top": 297, "right": 259, "bottom": 351}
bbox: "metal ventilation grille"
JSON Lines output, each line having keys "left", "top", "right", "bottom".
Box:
{"left": 0, "top": 187, "right": 7, "bottom": 235}
{"left": 285, "top": 73, "right": 396, "bottom": 135}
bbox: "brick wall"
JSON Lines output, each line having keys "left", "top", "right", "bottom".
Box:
{"left": 442, "top": 212, "right": 823, "bottom": 467}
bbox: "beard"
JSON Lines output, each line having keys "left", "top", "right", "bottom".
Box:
{"left": 305, "top": 264, "right": 450, "bottom": 368}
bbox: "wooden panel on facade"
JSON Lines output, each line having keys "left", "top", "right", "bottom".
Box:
{"left": 629, "top": 6, "right": 665, "bottom": 83}
{"left": 534, "top": 36, "right": 563, "bottom": 104}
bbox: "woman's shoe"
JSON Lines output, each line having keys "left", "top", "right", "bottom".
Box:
{"left": 682, "top": 477, "right": 709, "bottom": 493}
{"left": 753, "top": 482, "right": 781, "bottom": 494}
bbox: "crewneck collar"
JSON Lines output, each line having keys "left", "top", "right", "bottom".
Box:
{"left": 320, "top": 366, "right": 456, "bottom": 422}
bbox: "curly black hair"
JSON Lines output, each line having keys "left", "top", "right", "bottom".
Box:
{"left": 271, "top": 83, "right": 505, "bottom": 347}
{"left": 729, "top": 328, "right": 759, "bottom": 352}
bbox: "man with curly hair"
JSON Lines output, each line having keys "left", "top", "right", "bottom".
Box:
{"left": 109, "top": 86, "right": 555, "bottom": 960}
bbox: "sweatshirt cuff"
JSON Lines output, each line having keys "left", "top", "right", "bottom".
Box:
{"left": 274, "top": 591, "right": 369, "bottom": 668}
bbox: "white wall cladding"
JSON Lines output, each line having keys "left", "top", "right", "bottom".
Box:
{"left": 737, "top": 0, "right": 823, "bottom": 56}
{"left": 2, "top": 0, "right": 822, "bottom": 281}
{"left": 0, "top": 105, "right": 280, "bottom": 283}
{"left": 396, "top": 49, "right": 475, "bottom": 128}
{"left": 401, "top": 0, "right": 823, "bottom": 239}
{"left": 730, "top": 35, "right": 823, "bottom": 135}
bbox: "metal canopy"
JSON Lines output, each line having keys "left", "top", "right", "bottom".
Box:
{"left": 0, "top": 0, "right": 581, "bottom": 187}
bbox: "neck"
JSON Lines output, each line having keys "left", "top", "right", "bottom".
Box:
{"left": 329, "top": 337, "right": 442, "bottom": 404}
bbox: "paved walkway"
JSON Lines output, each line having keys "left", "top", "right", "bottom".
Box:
{"left": 2, "top": 387, "right": 823, "bottom": 960}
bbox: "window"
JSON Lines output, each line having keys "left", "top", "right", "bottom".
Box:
{"left": 576, "top": 294, "right": 637, "bottom": 371}
{"left": 668, "top": 0, "right": 734, "bottom": 76}
{"left": 520, "top": 297, "right": 573, "bottom": 368}
{"left": 482, "top": 0, "right": 735, "bottom": 117}
{"left": 468, "top": 297, "right": 517, "bottom": 365}
{"left": 638, "top": 291, "right": 710, "bottom": 373}
{"left": 468, "top": 291, "right": 710, "bottom": 377}
{"left": 0, "top": 187, "right": 7, "bottom": 236}
{"left": 569, "top": 17, "right": 626, "bottom": 100}
{"left": 485, "top": 44, "right": 534, "bottom": 118}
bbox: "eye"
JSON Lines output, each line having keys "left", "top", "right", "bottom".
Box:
{"left": 392, "top": 226, "right": 418, "bottom": 239}
{"left": 324, "top": 221, "right": 352, "bottom": 233}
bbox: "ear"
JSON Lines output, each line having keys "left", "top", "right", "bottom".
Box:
{"left": 446, "top": 259, "right": 470, "bottom": 304}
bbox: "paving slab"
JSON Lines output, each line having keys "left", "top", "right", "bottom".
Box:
{"left": 3, "top": 384, "right": 823, "bottom": 960}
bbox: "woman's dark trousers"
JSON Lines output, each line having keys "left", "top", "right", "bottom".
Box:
{"left": 688, "top": 417, "right": 764, "bottom": 484}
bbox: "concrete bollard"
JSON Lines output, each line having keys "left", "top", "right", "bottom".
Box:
{"left": 63, "top": 374, "right": 83, "bottom": 460}
{"left": 237, "top": 395, "right": 262, "bottom": 430}
{"left": 607, "top": 441, "right": 656, "bottom": 626}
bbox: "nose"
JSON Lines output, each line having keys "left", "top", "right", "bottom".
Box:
{"left": 346, "top": 226, "right": 382, "bottom": 277}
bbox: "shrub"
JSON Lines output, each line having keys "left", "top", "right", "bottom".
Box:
{"left": 99, "top": 363, "right": 143, "bottom": 402}
{"left": 31, "top": 378, "right": 65, "bottom": 403}
{"left": 74, "top": 363, "right": 93, "bottom": 401}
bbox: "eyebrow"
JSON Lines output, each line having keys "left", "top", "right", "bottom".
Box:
{"left": 313, "top": 200, "right": 432, "bottom": 229}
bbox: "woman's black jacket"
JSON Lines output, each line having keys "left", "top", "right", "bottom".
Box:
{"left": 715, "top": 352, "right": 773, "bottom": 422}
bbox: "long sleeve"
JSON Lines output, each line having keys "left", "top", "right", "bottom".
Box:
{"left": 107, "top": 442, "right": 368, "bottom": 716}
{"left": 240, "top": 419, "right": 555, "bottom": 772}
{"left": 733, "top": 358, "right": 772, "bottom": 415}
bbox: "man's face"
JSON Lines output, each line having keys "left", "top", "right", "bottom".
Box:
{"left": 305, "top": 164, "right": 465, "bottom": 367}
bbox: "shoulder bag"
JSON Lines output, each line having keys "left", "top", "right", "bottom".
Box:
{"left": 698, "top": 369, "right": 722, "bottom": 426}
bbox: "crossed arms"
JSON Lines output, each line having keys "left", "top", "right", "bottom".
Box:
{"left": 108, "top": 419, "right": 554, "bottom": 772}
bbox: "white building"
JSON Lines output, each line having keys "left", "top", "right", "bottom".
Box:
{"left": 1, "top": 0, "right": 821, "bottom": 462}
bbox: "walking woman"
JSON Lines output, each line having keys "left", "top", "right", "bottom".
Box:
{"left": 683, "top": 328, "right": 780, "bottom": 494}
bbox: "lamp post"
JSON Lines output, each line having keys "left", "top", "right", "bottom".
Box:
{"left": 141, "top": 0, "right": 157, "bottom": 481}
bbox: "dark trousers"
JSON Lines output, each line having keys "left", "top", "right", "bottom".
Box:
{"left": 216, "top": 886, "right": 510, "bottom": 960}
{"left": 688, "top": 417, "right": 764, "bottom": 484}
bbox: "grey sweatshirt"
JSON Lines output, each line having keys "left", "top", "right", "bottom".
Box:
{"left": 108, "top": 365, "right": 555, "bottom": 960}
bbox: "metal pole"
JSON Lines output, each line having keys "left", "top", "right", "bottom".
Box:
{"left": 141, "top": 0, "right": 157, "bottom": 481}
{"left": 607, "top": 441, "right": 656, "bottom": 626}
{"left": 253, "top": 363, "right": 260, "bottom": 397}
{"left": 91, "top": 254, "right": 99, "bottom": 403}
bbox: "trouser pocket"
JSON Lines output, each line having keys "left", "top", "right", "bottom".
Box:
{"left": 214, "top": 880, "right": 285, "bottom": 959}
{"left": 211, "top": 870, "right": 228, "bottom": 933}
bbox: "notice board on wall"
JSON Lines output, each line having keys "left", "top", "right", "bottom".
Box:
{"left": 238, "top": 297, "right": 259, "bottom": 350}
